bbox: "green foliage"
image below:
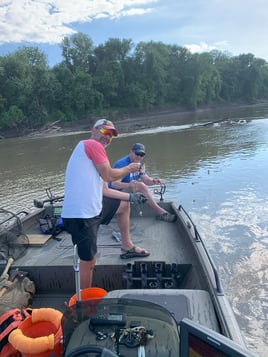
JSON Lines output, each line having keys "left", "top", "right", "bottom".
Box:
{"left": 0, "top": 105, "right": 25, "bottom": 129}
{"left": 1, "top": 33, "right": 268, "bottom": 133}
{"left": 60, "top": 33, "right": 94, "bottom": 73}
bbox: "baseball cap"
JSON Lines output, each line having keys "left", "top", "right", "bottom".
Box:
{"left": 93, "top": 119, "right": 119, "bottom": 137}
{"left": 132, "top": 143, "right": 145, "bottom": 154}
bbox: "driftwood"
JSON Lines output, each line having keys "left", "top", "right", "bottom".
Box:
{"left": 26, "top": 120, "right": 63, "bottom": 137}
{"left": 40, "top": 120, "right": 62, "bottom": 133}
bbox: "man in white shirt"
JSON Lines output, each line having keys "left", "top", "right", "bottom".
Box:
{"left": 62, "top": 119, "right": 149, "bottom": 288}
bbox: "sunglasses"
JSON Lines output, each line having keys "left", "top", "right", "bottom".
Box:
{"left": 135, "top": 151, "right": 145, "bottom": 157}
{"left": 99, "top": 127, "right": 113, "bottom": 138}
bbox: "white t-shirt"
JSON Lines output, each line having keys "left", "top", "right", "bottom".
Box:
{"left": 61, "top": 139, "right": 108, "bottom": 218}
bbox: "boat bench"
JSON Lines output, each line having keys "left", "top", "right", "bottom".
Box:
{"left": 106, "top": 288, "right": 220, "bottom": 332}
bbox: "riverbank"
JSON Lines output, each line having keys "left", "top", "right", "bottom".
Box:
{"left": 2, "top": 101, "right": 268, "bottom": 139}
{"left": 37, "top": 101, "right": 268, "bottom": 137}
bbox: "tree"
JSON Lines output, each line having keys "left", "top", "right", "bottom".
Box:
{"left": 93, "top": 38, "right": 133, "bottom": 109}
{"left": 165, "top": 46, "right": 193, "bottom": 105}
{"left": 133, "top": 41, "right": 171, "bottom": 109}
{"left": 235, "top": 54, "right": 267, "bottom": 102}
{"left": 52, "top": 64, "right": 76, "bottom": 119}
{"left": 60, "top": 33, "right": 94, "bottom": 73}
{"left": 1, "top": 36, "right": 268, "bottom": 132}
{"left": 211, "top": 51, "right": 235, "bottom": 101}
{"left": 196, "top": 53, "right": 221, "bottom": 104}
{"left": 0, "top": 47, "right": 62, "bottom": 129}
{"left": 0, "top": 105, "right": 25, "bottom": 129}
{"left": 73, "top": 70, "right": 103, "bottom": 116}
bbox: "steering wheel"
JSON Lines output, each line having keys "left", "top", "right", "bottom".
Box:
{"left": 66, "top": 344, "right": 118, "bottom": 357}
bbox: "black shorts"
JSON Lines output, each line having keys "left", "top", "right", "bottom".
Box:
{"left": 101, "top": 197, "right": 120, "bottom": 225}
{"left": 62, "top": 197, "right": 120, "bottom": 261}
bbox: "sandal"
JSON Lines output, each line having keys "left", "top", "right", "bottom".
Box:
{"left": 120, "top": 246, "right": 150, "bottom": 259}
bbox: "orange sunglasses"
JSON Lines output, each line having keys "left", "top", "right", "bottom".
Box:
{"left": 99, "top": 127, "right": 113, "bottom": 138}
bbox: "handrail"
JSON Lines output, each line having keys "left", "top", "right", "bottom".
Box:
{"left": 178, "top": 205, "right": 224, "bottom": 296}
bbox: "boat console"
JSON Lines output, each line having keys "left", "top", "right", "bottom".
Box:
{"left": 62, "top": 298, "right": 256, "bottom": 357}
{"left": 63, "top": 298, "right": 180, "bottom": 357}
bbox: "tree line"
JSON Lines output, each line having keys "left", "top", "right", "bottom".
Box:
{"left": 1, "top": 32, "right": 268, "bottom": 132}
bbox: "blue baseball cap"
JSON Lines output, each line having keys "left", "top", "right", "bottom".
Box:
{"left": 132, "top": 143, "right": 145, "bottom": 154}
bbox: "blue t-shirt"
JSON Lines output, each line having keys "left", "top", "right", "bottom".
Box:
{"left": 109, "top": 155, "right": 141, "bottom": 189}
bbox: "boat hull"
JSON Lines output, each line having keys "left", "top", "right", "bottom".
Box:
{"left": 0, "top": 200, "right": 248, "bottom": 353}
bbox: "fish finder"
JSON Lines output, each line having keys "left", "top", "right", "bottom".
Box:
{"left": 179, "top": 318, "right": 256, "bottom": 357}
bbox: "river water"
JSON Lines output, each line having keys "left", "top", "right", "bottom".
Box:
{"left": 1, "top": 105, "right": 268, "bottom": 355}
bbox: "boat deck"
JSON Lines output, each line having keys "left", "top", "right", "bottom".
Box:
{"left": 1, "top": 201, "right": 225, "bottom": 331}
{"left": 1, "top": 200, "right": 249, "bottom": 352}
{"left": 14, "top": 202, "right": 192, "bottom": 267}
{"left": 6, "top": 202, "right": 205, "bottom": 311}
{"left": 12, "top": 202, "right": 198, "bottom": 290}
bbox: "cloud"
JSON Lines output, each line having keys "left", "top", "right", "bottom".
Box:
{"left": 1, "top": 0, "right": 268, "bottom": 63}
{"left": 0, "top": 0, "right": 157, "bottom": 44}
{"left": 185, "top": 41, "right": 229, "bottom": 55}
{"left": 185, "top": 42, "right": 216, "bottom": 54}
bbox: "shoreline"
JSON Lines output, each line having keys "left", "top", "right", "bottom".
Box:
{"left": 113, "top": 101, "right": 268, "bottom": 133}
{"left": 2, "top": 101, "right": 268, "bottom": 139}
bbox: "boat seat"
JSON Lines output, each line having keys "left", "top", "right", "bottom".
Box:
{"left": 106, "top": 289, "right": 220, "bottom": 332}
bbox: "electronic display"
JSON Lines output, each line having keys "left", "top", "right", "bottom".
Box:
{"left": 179, "top": 318, "right": 256, "bottom": 357}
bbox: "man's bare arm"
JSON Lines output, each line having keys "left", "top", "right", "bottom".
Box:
{"left": 96, "top": 161, "right": 140, "bottom": 182}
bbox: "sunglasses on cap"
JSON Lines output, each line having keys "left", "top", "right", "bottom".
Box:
{"left": 135, "top": 151, "right": 145, "bottom": 157}
{"left": 99, "top": 127, "right": 113, "bottom": 138}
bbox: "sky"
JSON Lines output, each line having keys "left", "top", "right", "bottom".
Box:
{"left": 0, "top": 0, "right": 268, "bottom": 67}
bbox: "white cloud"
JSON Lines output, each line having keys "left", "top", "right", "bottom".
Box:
{"left": 185, "top": 41, "right": 229, "bottom": 55}
{"left": 0, "top": 0, "right": 157, "bottom": 44}
{"left": 1, "top": 0, "right": 268, "bottom": 63}
{"left": 185, "top": 42, "right": 216, "bottom": 54}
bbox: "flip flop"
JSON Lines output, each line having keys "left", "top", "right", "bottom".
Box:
{"left": 120, "top": 246, "right": 150, "bottom": 259}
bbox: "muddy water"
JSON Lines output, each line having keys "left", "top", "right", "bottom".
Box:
{"left": 1, "top": 105, "right": 268, "bottom": 355}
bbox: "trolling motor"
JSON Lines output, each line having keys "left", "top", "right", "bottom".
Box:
{"left": 33, "top": 188, "right": 64, "bottom": 209}
{"left": 34, "top": 188, "right": 64, "bottom": 240}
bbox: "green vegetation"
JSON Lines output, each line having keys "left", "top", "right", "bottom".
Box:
{"left": 1, "top": 33, "right": 268, "bottom": 132}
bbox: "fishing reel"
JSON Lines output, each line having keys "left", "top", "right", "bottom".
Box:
{"left": 111, "top": 326, "right": 154, "bottom": 348}
{"left": 153, "top": 183, "right": 166, "bottom": 201}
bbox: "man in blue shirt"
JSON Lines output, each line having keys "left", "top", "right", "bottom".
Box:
{"left": 110, "top": 143, "right": 176, "bottom": 223}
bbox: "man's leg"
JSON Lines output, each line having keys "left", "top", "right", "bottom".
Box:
{"left": 116, "top": 201, "right": 132, "bottom": 250}
{"left": 63, "top": 217, "right": 100, "bottom": 289}
{"left": 80, "top": 256, "right": 96, "bottom": 289}
{"left": 144, "top": 190, "right": 166, "bottom": 214}
{"left": 116, "top": 201, "right": 149, "bottom": 254}
{"left": 132, "top": 181, "right": 167, "bottom": 215}
{"left": 130, "top": 182, "right": 176, "bottom": 222}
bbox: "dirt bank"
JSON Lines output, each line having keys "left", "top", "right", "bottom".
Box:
{"left": 52, "top": 102, "right": 268, "bottom": 137}
{"left": 2, "top": 102, "right": 268, "bottom": 139}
